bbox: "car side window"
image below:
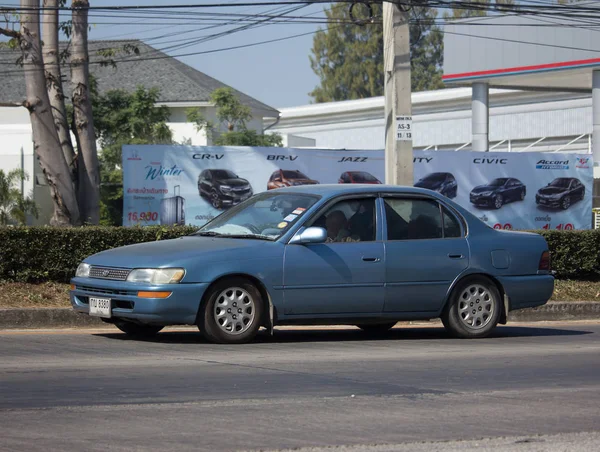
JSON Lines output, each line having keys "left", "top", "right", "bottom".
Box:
{"left": 442, "top": 206, "right": 462, "bottom": 238}
{"left": 309, "top": 198, "right": 376, "bottom": 243}
{"left": 384, "top": 198, "right": 442, "bottom": 240}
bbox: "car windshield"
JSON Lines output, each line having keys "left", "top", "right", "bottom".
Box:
{"left": 193, "top": 192, "right": 319, "bottom": 240}
{"left": 489, "top": 178, "right": 509, "bottom": 186}
{"left": 212, "top": 170, "right": 237, "bottom": 179}
{"left": 549, "top": 178, "right": 571, "bottom": 188}
{"left": 352, "top": 172, "right": 378, "bottom": 182}
{"left": 422, "top": 173, "right": 447, "bottom": 182}
{"left": 283, "top": 170, "right": 309, "bottom": 179}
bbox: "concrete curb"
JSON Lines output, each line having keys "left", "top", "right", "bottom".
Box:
{"left": 1, "top": 302, "right": 600, "bottom": 330}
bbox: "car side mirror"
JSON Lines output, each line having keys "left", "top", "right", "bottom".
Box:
{"left": 289, "top": 227, "right": 327, "bottom": 245}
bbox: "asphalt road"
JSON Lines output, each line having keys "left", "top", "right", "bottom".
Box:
{"left": 1, "top": 322, "right": 600, "bottom": 452}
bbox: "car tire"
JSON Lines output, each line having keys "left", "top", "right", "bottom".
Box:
{"left": 356, "top": 322, "right": 397, "bottom": 334}
{"left": 114, "top": 321, "right": 164, "bottom": 338}
{"left": 580, "top": 190, "right": 585, "bottom": 201}
{"left": 520, "top": 189, "right": 526, "bottom": 201}
{"left": 441, "top": 276, "right": 502, "bottom": 339}
{"left": 199, "top": 278, "right": 263, "bottom": 344}
{"left": 493, "top": 195, "right": 503, "bottom": 209}
{"left": 210, "top": 189, "right": 222, "bottom": 209}
{"left": 561, "top": 196, "right": 571, "bottom": 210}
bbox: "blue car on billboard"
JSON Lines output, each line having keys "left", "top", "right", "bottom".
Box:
{"left": 71, "top": 185, "right": 554, "bottom": 344}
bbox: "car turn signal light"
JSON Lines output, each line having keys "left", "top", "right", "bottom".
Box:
{"left": 137, "top": 291, "right": 172, "bottom": 299}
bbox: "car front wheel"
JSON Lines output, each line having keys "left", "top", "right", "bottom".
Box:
{"left": 199, "top": 278, "right": 263, "bottom": 344}
{"left": 441, "top": 277, "right": 501, "bottom": 339}
{"left": 561, "top": 196, "right": 571, "bottom": 210}
{"left": 520, "top": 189, "right": 526, "bottom": 200}
{"left": 210, "top": 189, "right": 223, "bottom": 209}
{"left": 493, "top": 195, "right": 503, "bottom": 209}
{"left": 115, "top": 321, "right": 164, "bottom": 338}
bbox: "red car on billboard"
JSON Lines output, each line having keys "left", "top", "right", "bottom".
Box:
{"left": 338, "top": 171, "right": 382, "bottom": 184}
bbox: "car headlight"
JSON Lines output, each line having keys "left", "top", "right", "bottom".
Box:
{"left": 127, "top": 268, "right": 185, "bottom": 284}
{"left": 220, "top": 185, "right": 232, "bottom": 193}
{"left": 480, "top": 191, "right": 493, "bottom": 196}
{"left": 76, "top": 262, "right": 91, "bottom": 277}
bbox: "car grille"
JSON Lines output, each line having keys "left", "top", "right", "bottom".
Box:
{"left": 76, "top": 285, "right": 137, "bottom": 296}
{"left": 89, "top": 266, "right": 130, "bottom": 281}
{"left": 231, "top": 186, "right": 250, "bottom": 193}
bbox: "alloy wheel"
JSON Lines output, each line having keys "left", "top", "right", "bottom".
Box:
{"left": 211, "top": 191, "right": 222, "bottom": 209}
{"left": 494, "top": 195, "right": 503, "bottom": 209}
{"left": 213, "top": 287, "right": 256, "bottom": 335}
{"left": 457, "top": 284, "right": 495, "bottom": 330}
{"left": 561, "top": 196, "right": 571, "bottom": 210}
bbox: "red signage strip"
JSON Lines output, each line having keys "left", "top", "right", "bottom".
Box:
{"left": 443, "top": 57, "right": 600, "bottom": 81}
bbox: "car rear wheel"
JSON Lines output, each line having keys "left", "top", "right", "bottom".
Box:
{"left": 356, "top": 322, "right": 397, "bottom": 334}
{"left": 199, "top": 278, "right": 263, "bottom": 344}
{"left": 580, "top": 190, "right": 585, "bottom": 201}
{"left": 520, "top": 189, "right": 525, "bottom": 200}
{"left": 561, "top": 196, "right": 571, "bottom": 210}
{"left": 493, "top": 195, "right": 503, "bottom": 209}
{"left": 115, "top": 321, "right": 164, "bottom": 338}
{"left": 441, "top": 276, "right": 501, "bottom": 339}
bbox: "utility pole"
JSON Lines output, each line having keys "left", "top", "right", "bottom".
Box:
{"left": 383, "top": 1, "right": 413, "bottom": 186}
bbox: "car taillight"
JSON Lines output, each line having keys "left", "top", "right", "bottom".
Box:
{"left": 539, "top": 251, "right": 551, "bottom": 271}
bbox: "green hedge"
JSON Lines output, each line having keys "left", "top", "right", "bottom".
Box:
{"left": 0, "top": 226, "right": 196, "bottom": 283}
{"left": 0, "top": 227, "right": 599, "bottom": 283}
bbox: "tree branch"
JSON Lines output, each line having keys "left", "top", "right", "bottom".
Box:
{"left": 0, "top": 26, "right": 20, "bottom": 40}
{"left": 0, "top": 101, "right": 25, "bottom": 107}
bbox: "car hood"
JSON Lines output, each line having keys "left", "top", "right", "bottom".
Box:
{"left": 538, "top": 186, "right": 566, "bottom": 196}
{"left": 84, "top": 236, "right": 275, "bottom": 270}
{"left": 216, "top": 178, "right": 250, "bottom": 187}
{"left": 471, "top": 185, "right": 498, "bottom": 194}
{"left": 415, "top": 180, "right": 442, "bottom": 189}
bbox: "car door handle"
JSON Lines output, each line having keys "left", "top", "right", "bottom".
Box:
{"left": 362, "top": 257, "right": 381, "bottom": 262}
{"left": 448, "top": 254, "right": 464, "bottom": 259}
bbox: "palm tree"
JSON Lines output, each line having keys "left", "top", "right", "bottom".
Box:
{"left": 0, "top": 169, "right": 39, "bottom": 226}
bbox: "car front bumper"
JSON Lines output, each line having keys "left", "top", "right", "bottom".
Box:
{"left": 536, "top": 196, "right": 561, "bottom": 207}
{"left": 221, "top": 192, "right": 253, "bottom": 206}
{"left": 70, "top": 277, "right": 210, "bottom": 325}
{"left": 470, "top": 194, "right": 494, "bottom": 205}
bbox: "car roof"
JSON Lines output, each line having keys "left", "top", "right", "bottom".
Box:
{"left": 270, "top": 184, "right": 440, "bottom": 197}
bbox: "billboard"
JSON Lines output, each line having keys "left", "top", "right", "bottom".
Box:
{"left": 122, "top": 145, "right": 593, "bottom": 230}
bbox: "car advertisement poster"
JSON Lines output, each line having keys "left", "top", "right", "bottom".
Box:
{"left": 122, "top": 145, "right": 385, "bottom": 227}
{"left": 414, "top": 151, "right": 593, "bottom": 231}
{"left": 122, "top": 145, "right": 593, "bottom": 230}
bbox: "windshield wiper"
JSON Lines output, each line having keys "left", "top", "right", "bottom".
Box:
{"left": 221, "top": 234, "right": 275, "bottom": 241}
{"left": 192, "top": 231, "right": 224, "bottom": 237}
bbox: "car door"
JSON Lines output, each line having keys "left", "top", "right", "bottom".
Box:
{"left": 382, "top": 195, "right": 469, "bottom": 313}
{"left": 282, "top": 196, "right": 385, "bottom": 315}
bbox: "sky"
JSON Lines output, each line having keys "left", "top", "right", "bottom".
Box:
{"left": 0, "top": 0, "right": 330, "bottom": 108}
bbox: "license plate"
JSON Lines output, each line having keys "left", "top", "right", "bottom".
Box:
{"left": 89, "top": 297, "right": 111, "bottom": 318}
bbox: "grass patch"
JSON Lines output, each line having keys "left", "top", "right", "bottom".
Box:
{"left": 0, "top": 282, "right": 71, "bottom": 309}
{"left": 0, "top": 280, "right": 599, "bottom": 309}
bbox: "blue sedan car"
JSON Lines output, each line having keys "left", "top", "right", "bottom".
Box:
{"left": 70, "top": 185, "right": 554, "bottom": 344}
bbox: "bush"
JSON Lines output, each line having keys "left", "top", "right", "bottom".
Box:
{"left": 534, "top": 230, "right": 600, "bottom": 280}
{"left": 0, "top": 225, "right": 196, "bottom": 283}
{"left": 0, "top": 226, "right": 599, "bottom": 283}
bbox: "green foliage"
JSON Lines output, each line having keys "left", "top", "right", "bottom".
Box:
{"left": 0, "top": 169, "right": 38, "bottom": 226}
{"left": 534, "top": 230, "right": 600, "bottom": 280}
{"left": 93, "top": 84, "right": 173, "bottom": 226}
{"left": 444, "top": 0, "right": 516, "bottom": 20}
{"left": 309, "top": 4, "right": 444, "bottom": 102}
{"left": 187, "top": 87, "right": 282, "bottom": 147}
{"left": 214, "top": 129, "right": 283, "bottom": 147}
{"left": 1, "top": 227, "right": 600, "bottom": 283}
{"left": 0, "top": 225, "right": 196, "bottom": 283}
